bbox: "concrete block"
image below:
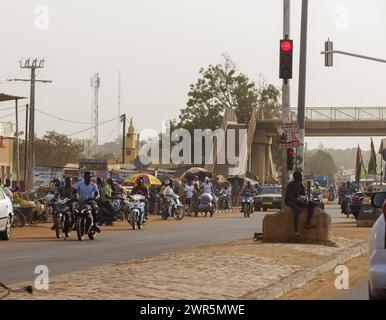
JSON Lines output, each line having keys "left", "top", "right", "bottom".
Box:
{"left": 263, "top": 205, "right": 332, "bottom": 242}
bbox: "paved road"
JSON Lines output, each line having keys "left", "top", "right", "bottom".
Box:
{"left": 0, "top": 211, "right": 269, "bottom": 284}
{"left": 0, "top": 204, "right": 354, "bottom": 286}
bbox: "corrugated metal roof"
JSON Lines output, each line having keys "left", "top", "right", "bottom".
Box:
{"left": 0, "top": 93, "right": 26, "bottom": 102}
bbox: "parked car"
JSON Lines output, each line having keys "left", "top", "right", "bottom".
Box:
{"left": 0, "top": 189, "right": 14, "bottom": 240}
{"left": 351, "top": 192, "right": 365, "bottom": 219}
{"left": 369, "top": 192, "right": 386, "bottom": 300}
{"left": 254, "top": 186, "right": 282, "bottom": 211}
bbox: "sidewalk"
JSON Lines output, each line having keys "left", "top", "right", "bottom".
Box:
{"left": 6, "top": 222, "right": 369, "bottom": 300}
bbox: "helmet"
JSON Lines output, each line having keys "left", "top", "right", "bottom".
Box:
{"left": 314, "top": 182, "right": 319, "bottom": 187}
{"left": 165, "top": 180, "right": 170, "bottom": 185}
{"left": 138, "top": 177, "right": 145, "bottom": 184}
{"left": 205, "top": 176, "right": 210, "bottom": 182}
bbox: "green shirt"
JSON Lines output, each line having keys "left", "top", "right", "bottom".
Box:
{"left": 100, "top": 184, "right": 112, "bottom": 202}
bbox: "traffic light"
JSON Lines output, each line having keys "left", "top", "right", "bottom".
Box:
{"left": 287, "top": 147, "right": 296, "bottom": 170}
{"left": 280, "top": 39, "right": 293, "bottom": 79}
{"left": 325, "top": 40, "right": 333, "bottom": 67}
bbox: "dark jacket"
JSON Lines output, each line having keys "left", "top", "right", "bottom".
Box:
{"left": 285, "top": 180, "right": 306, "bottom": 204}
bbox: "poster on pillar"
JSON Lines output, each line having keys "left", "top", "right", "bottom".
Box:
{"left": 277, "top": 122, "right": 300, "bottom": 149}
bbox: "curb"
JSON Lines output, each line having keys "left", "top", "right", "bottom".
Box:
{"left": 243, "top": 242, "right": 368, "bottom": 300}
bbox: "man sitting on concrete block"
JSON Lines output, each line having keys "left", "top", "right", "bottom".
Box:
{"left": 285, "top": 170, "right": 317, "bottom": 238}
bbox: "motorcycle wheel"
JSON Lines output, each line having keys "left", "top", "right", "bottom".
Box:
{"left": 138, "top": 215, "right": 143, "bottom": 230}
{"left": 174, "top": 207, "right": 184, "bottom": 220}
{"left": 210, "top": 211, "right": 213, "bottom": 218}
{"left": 117, "top": 209, "right": 125, "bottom": 222}
{"left": 76, "top": 217, "right": 86, "bottom": 241}
{"left": 131, "top": 212, "right": 137, "bottom": 230}
{"left": 88, "top": 231, "right": 96, "bottom": 240}
{"left": 56, "top": 215, "right": 65, "bottom": 239}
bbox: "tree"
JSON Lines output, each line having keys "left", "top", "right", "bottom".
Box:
{"left": 305, "top": 149, "right": 338, "bottom": 178}
{"left": 34, "top": 131, "right": 83, "bottom": 167}
{"left": 178, "top": 54, "right": 260, "bottom": 131}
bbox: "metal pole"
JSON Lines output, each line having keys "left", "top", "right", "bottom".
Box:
{"left": 297, "top": 0, "right": 308, "bottom": 171}
{"left": 15, "top": 99, "right": 20, "bottom": 186}
{"left": 121, "top": 114, "right": 126, "bottom": 164}
{"left": 24, "top": 104, "right": 29, "bottom": 191}
{"left": 321, "top": 50, "right": 386, "bottom": 64}
{"left": 27, "top": 67, "right": 36, "bottom": 191}
{"left": 281, "top": 0, "right": 291, "bottom": 201}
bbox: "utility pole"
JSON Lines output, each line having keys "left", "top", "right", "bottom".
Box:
{"left": 281, "top": 0, "right": 291, "bottom": 200}
{"left": 118, "top": 71, "right": 121, "bottom": 134}
{"left": 297, "top": 0, "right": 308, "bottom": 171}
{"left": 90, "top": 73, "right": 100, "bottom": 156}
{"left": 7, "top": 58, "right": 52, "bottom": 191}
{"left": 24, "top": 104, "right": 29, "bottom": 189}
{"left": 14, "top": 99, "right": 20, "bottom": 186}
{"left": 121, "top": 114, "right": 126, "bottom": 164}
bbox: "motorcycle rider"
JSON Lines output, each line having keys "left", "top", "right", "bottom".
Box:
{"left": 312, "top": 182, "right": 323, "bottom": 195}
{"left": 51, "top": 176, "right": 77, "bottom": 231}
{"left": 162, "top": 180, "right": 178, "bottom": 217}
{"left": 220, "top": 182, "right": 232, "bottom": 208}
{"left": 75, "top": 172, "right": 101, "bottom": 233}
{"left": 340, "top": 181, "right": 354, "bottom": 214}
{"left": 131, "top": 178, "right": 150, "bottom": 220}
{"left": 97, "top": 177, "right": 116, "bottom": 226}
{"left": 241, "top": 181, "right": 255, "bottom": 212}
{"left": 200, "top": 176, "right": 216, "bottom": 209}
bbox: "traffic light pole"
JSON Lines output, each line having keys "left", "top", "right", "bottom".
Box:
{"left": 321, "top": 49, "right": 386, "bottom": 64}
{"left": 297, "top": 0, "right": 308, "bottom": 172}
{"left": 281, "top": 0, "right": 291, "bottom": 202}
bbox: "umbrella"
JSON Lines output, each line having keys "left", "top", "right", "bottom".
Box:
{"left": 180, "top": 167, "right": 211, "bottom": 180}
{"left": 215, "top": 175, "right": 229, "bottom": 184}
{"left": 122, "top": 173, "right": 161, "bottom": 187}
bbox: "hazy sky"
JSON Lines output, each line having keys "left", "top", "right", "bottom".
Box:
{"left": 1, "top": 0, "right": 385, "bottom": 150}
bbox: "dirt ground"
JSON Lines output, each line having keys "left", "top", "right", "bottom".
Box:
{"left": 279, "top": 222, "right": 370, "bottom": 300}
{"left": 279, "top": 254, "right": 368, "bottom": 300}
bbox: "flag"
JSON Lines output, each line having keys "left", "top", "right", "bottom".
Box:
{"left": 379, "top": 138, "right": 386, "bottom": 161}
{"left": 368, "top": 138, "right": 377, "bottom": 175}
{"left": 355, "top": 145, "right": 366, "bottom": 182}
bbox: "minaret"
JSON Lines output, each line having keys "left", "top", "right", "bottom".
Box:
{"left": 124, "top": 118, "right": 138, "bottom": 163}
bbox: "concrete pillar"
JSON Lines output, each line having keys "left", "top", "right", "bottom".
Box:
{"left": 251, "top": 129, "right": 272, "bottom": 184}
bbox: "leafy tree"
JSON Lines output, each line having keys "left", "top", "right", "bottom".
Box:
{"left": 178, "top": 54, "right": 259, "bottom": 130}
{"left": 34, "top": 131, "right": 83, "bottom": 167}
{"left": 305, "top": 149, "right": 338, "bottom": 178}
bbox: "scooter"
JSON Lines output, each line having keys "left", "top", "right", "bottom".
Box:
{"left": 195, "top": 193, "right": 216, "bottom": 217}
{"left": 341, "top": 194, "right": 352, "bottom": 218}
{"left": 162, "top": 194, "right": 185, "bottom": 220}
{"left": 242, "top": 195, "right": 254, "bottom": 218}
{"left": 128, "top": 194, "right": 145, "bottom": 230}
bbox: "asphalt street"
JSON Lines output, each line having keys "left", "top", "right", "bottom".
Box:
{"left": 0, "top": 204, "right": 360, "bottom": 291}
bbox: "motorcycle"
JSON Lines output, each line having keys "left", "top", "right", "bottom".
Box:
{"left": 328, "top": 190, "right": 336, "bottom": 202}
{"left": 162, "top": 193, "right": 185, "bottom": 220}
{"left": 242, "top": 195, "right": 254, "bottom": 218}
{"left": 54, "top": 198, "right": 74, "bottom": 239}
{"left": 312, "top": 192, "right": 325, "bottom": 209}
{"left": 219, "top": 194, "right": 231, "bottom": 210}
{"left": 341, "top": 194, "right": 352, "bottom": 218}
{"left": 195, "top": 193, "right": 216, "bottom": 217}
{"left": 73, "top": 199, "right": 98, "bottom": 241}
{"left": 112, "top": 195, "right": 131, "bottom": 221}
{"left": 128, "top": 194, "right": 145, "bottom": 230}
{"left": 11, "top": 204, "right": 26, "bottom": 228}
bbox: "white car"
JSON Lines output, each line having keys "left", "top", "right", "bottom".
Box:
{"left": 0, "top": 189, "right": 13, "bottom": 240}
{"left": 369, "top": 192, "right": 386, "bottom": 300}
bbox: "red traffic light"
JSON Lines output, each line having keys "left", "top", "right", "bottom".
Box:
{"left": 281, "top": 40, "right": 292, "bottom": 52}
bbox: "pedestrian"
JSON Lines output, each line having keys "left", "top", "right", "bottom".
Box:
{"left": 285, "top": 170, "right": 317, "bottom": 238}
{"left": 184, "top": 180, "right": 194, "bottom": 212}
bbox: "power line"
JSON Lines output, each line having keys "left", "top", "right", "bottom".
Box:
{"left": 66, "top": 116, "right": 118, "bottom": 137}
{"left": 35, "top": 108, "right": 118, "bottom": 125}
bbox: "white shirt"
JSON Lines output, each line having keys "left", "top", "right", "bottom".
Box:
{"left": 184, "top": 185, "right": 194, "bottom": 199}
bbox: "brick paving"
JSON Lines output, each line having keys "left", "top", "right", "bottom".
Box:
{"left": 5, "top": 233, "right": 366, "bottom": 300}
